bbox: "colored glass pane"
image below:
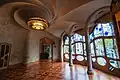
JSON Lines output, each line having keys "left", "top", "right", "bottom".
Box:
{"left": 73, "top": 33, "right": 83, "bottom": 42}
{"left": 95, "top": 39, "right": 104, "bottom": 56}
{"left": 105, "top": 39, "right": 117, "bottom": 59}
{"left": 76, "top": 56, "right": 84, "bottom": 61}
{"left": 83, "top": 36, "right": 85, "bottom": 42}
{"left": 71, "top": 36, "right": 74, "bottom": 44}
{"left": 65, "top": 36, "right": 69, "bottom": 44}
{"left": 102, "top": 23, "right": 114, "bottom": 36}
{"left": 92, "top": 58, "right": 96, "bottom": 62}
{"left": 89, "top": 33, "right": 94, "bottom": 41}
{"left": 64, "top": 46, "right": 69, "bottom": 53}
{"left": 97, "top": 57, "right": 106, "bottom": 66}
{"left": 110, "top": 60, "right": 120, "bottom": 68}
{"left": 84, "top": 43, "right": 86, "bottom": 56}
{"left": 65, "top": 54, "right": 69, "bottom": 59}
{"left": 114, "top": 39, "right": 119, "bottom": 59}
{"left": 94, "top": 24, "right": 103, "bottom": 37}
{"left": 76, "top": 43, "right": 83, "bottom": 55}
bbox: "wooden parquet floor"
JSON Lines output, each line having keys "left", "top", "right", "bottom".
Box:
{"left": 0, "top": 60, "right": 120, "bottom": 80}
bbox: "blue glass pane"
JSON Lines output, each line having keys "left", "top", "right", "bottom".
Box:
{"left": 102, "top": 23, "right": 114, "bottom": 36}
{"left": 65, "top": 36, "right": 69, "bottom": 44}
{"left": 74, "top": 33, "right": 83, "bottom": 42}
{"left": 89, "top": 33, "right": 94, "bottom": 41}
{"left": 105, "top": 39, "right": 117, "bottom": 59}
{"left": 71, "top": 33, "right": 85, "bottom": 43}
{"left": 95, "top": 39, "right": 104, "bottom": 56}
{"left": 94, "top": 24, "right": 103, "bottom": 37}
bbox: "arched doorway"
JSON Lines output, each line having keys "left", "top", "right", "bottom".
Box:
{"left": 40, "top": 37, "right": 54, "bottom": 61}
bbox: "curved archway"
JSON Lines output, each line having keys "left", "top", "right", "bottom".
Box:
{"left": 86, "top": 6, "right": 110, "bottom": 28}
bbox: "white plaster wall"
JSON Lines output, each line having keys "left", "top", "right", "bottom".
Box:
{"left": 0, "top": 17, "right": 28, "bottom": 65}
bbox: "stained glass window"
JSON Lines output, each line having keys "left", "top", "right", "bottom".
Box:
{"left": 63, "top": 33, "right": 85, "bottom": 61}
{"left": 92, "top": 22, "right": 115, "bottom": 38}
{"left": 71, "top": 33, "right": 85, "bottom": 55}
{"left": 90, "top": 22, "right": 120, "bottom": 74}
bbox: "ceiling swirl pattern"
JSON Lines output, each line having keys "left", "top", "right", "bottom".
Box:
{"left": 0, "top": 0, "right": 112, "bottom": 37}
{"left": 1, "top": 0, "right": 54, "bottom": 30}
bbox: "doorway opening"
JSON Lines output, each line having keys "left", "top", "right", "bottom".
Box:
{"left": 40, "top": 37, "right": 54, "bottom": 61}
{"left": 43, "top": 44, "right": 52, "bottom": 60}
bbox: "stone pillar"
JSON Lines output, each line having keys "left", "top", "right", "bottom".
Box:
{"left": 60, "top": 37, "right": 64, "bottom": 62}
{"left": 68, "top": 35, "right": 73, "bottom": 66}
{"left": 85, "top": 27, "right": 93, "bottom": 75}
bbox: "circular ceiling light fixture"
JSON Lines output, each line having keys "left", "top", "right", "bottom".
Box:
{"left": 27, "top": 17, "right": 48, "bottom": 30}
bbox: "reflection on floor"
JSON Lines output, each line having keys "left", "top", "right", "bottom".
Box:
{"left": 0, "top": 60, "right": 120, "bottom": 80}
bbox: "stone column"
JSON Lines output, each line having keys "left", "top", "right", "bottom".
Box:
{"left": 85, "top": 27, "right": 93, "bottom": 75}
{"left": 60, "top": 37, "right": 64, "bottom": 62}
{"left": 68, "top": 35, "right": 73, "bottom": 66}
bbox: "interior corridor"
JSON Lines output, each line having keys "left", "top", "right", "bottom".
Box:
{"left": 0, "top": 60, "right": 119, "bottom": 80}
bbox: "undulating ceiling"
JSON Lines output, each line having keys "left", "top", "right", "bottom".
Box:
{"left": 0, "top": 0, "right": 112, "bottom": 37}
